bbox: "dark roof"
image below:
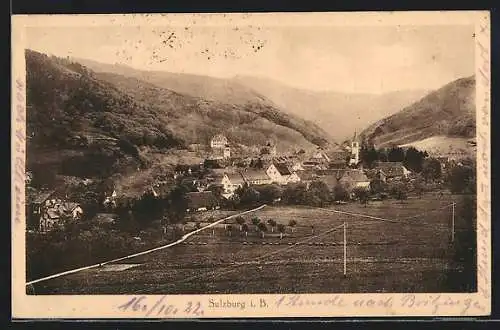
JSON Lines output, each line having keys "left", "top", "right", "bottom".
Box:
{"left": 31, "top": 190, "right": 56, "bottom": 204}
{"left": 326, "top": 150, "right": 349, "bottom": 162}
{"left": 226, "top": 172, "right": 246, "bottom": 185}
{"left": 211, "top": 134, "right": 228, "bottom": 142}
{"left": 186, "top": 192, "right": 219, "bottom": 209}
{"left": 374, "top": 162, "right": 406, "bottom": 177}
{"left": 241, "top": 170, "right": 270, "bottom": 182}
{"left": 340, "top": 170, "right": 370, "bottom": 183}
{"left": 273, "top": 163, "right": 292, "bottom": 176}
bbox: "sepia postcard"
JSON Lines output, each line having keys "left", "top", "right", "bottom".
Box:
{"left": 11, "top": 11, "right": 491, "bottom": 319}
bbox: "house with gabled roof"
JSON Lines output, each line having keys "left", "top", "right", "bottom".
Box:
{"left": 240, "top": 169, "right": 272, "bottom": 186}
{"left": 338, "top": 169, "right": 371, "bottom": 193}
{"left": 373, "top": 161, "right": 411, "bottom": 182}
{"left": 215, "top": 172, "right": 246, "bottom": 199}
{"left": 210, "top": 134, "right": 229, "bottom": 149}
{"left": 266, "top": 163, "right": 301, "bottom": 185}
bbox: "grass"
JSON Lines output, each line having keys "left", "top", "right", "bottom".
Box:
{"left": 30, "top": 193, "right": 472, "bottom": 295}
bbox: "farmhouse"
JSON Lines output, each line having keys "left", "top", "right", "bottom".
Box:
{"left": 186, "top": 191, "right": 220, "bottom": 212}
{"left": 338, "top": 169, "right": 371, "bottom": 193}
{"left": 38, "top": 199, "right": 84, "bottom": 232}
{"left": 261, "top": 140, "right": 277, "bottom": 157}
{"left": 373, "top": 162, "right": 411, "bottom": 182}
{"left": 210, "top": 134, "right": 229, "bottom": 149}
{"left": 296, "top": 170, "right": 318, "bottom": 187}
{"left": 240, "top": 169, "right": 272, "bottom": 186}
{"left": 218, "top": 172, "right": 246, "bottom": 198}
{"left": 28, "top": 189, "right": 56, "bottom": 218}
{"left": 103, "top": 189, "right": 118, "bottom": 209}
{"left": 326, "top": 150, "right": 349, "bottom": 169}
{"left": 266, "top": 163, "right": 299, "bottom": 185}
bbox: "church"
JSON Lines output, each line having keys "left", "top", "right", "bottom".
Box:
{"left": 348, "top": 132, "right": 360, "bottom": 166}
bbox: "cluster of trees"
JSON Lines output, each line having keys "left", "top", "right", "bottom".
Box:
{"left": 227, "top": 182, "right": 352, "bottom": 209}
{"left": 114, "top": 184, "right": 189, "bottom": 232}
{"left": 447, "top": 160, "right": 476, "bottom": 194}
{"left": 359, "top": 141, "right": 430, "bottom": 173}
{"left": 230, "top": 215, "right": 298, "bottom": 239}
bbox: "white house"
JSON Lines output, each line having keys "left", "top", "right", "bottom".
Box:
{"left": 266, "top": 163, "right": 299, "bottom": 185}
{"left": 219, "top": 173, "right": 246, "bottom": 198}
{"left": 286, "top": 172, "right": 301, "bottom": 184}
{"left": 210, "top": 134, "right": 229, "bottom": 149}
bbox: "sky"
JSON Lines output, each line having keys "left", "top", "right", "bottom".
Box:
{"left": 25, "top": 24, "right": 475, "bottom": 94}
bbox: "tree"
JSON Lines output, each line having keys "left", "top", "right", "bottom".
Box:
{"left": 448, "top": 165, "right": 476, "bottom": 194}
{"left": 288, "top": 220, "right": 297, "bottom": 233}
{"left": 282, "top": 183, "right": 308, "bottom": 205}
{"left": 403, "top": 147, "right": 427, "bottom": 173}
{"left": 235, "top": 216, "right": 245, "bottom": 231}
{"left": 412, "top": 175, "right": 425, "bottom": 198}
{"left": 388, "top": 146, "right": 405, "bottom": 162}
{"left": 236, "top": 185, "right": 260, "bottom": 207}
{"left": 254, "top": 184, "right": 282, "bottom": 204}
{"left": 226, "top": 224, "right": 234, "bottom": 237}
{"left": 267, "top": 219, "right": 277, "bottom": 232}
{"left": 251, "top": 217, "right": 261, "bottom": 231}
{"left": 165, "top": 185, "right": 189, "bottom": 224}
{"left": 278, "top": 224, "right": 286, "bottom": 239}
{"left": 352, "top": 187, "right": 369, "bottom": 206}
{"left": 370, "top": 176, "right": 387, "bottom": 196}
{"left": 360, "top": 140, "right": 379, "bottom": 168}
{"left": 258, "top": 222, "right": 268, "bottom": 238}
{"left": 207, "top": 184, "right": 224, "bottom": 201}
{"left": 306, "top": 181, "right": 331, "bottom": 207}
{"left": 390, "top": 183, "right": 408, "bottom": 201}
{"left": 422, "top": 158, "right": 442, "bottom": 182}
{"left": 241, "top": 223, "right": 249, "bottom": 237}
{"left": 333, "top": 185, "right": 348, "bottom": 201}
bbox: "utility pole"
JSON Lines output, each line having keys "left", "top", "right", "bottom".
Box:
{"left": 451, "top": 202, "right": 455, "bottom": 243}
{"left": 343, "top": 221, "right": 347, "bottom": 277}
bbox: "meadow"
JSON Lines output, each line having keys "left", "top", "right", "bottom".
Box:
{"left": 31, "top": 193, "right": 472, "bottom": 294}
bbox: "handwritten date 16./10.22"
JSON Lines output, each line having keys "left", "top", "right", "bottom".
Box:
{"left": 118, "top": 295, "right": 204, "bottom": 317}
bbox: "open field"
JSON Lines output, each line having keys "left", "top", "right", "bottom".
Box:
{"left": 31, "top": 193, "right": 473, "bottom": 294}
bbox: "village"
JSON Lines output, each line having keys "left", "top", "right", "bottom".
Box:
{"left": 26, "top": 131, "right": 467, "bottom": 237}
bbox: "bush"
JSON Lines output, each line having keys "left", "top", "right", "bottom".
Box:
{"left": 333, "top": 185, "right": 349, "bottom": 201}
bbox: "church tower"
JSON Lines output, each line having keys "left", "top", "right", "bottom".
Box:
{"left": 349, "top": 131, "right": 360, "bottom": 166}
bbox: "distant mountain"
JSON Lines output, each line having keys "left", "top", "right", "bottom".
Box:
{"left": 360, "top": 76, "right": 476, "bottom": 150}
{"left": 26, "top": 50, "right": 332, "bottom": 180}
{"left": 231, "top": 75, "right": 429, "bottom": 141}
{"left": 74, "top": 57, "right": 333, "bottom": 148}
{"left": 75, "top": 58, "right": 427, "bottom": 142}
